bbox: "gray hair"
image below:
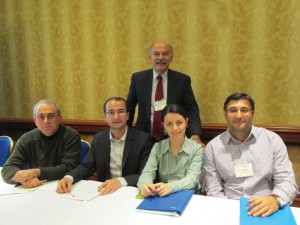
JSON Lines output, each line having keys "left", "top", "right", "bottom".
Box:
{"left": 33, "top": 100, "right": 61, "bottom": 117}
{"left": 149, "top": 41, "right": 174, "bottom": 56}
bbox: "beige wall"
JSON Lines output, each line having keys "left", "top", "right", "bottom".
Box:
{"left": 0, "top": 0, "right": 300, "bottom": 126}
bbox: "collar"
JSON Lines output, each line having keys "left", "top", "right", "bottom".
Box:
{"left": 225, "top": 125, "right": 257, "bottom": 144}
{"left": 152, "top": 69, "right": 167, "bottom": 81}
{"left": 161, "top": 136, "right": 192, "bottom": 155}
{"left": 109, "top": 127, "right": 128, "bottom": 142}
{"left": 40, "top": 125, "right": 62, "bottom": 141}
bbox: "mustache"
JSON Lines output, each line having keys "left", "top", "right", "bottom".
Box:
{"left": 155, "top": 59, "right": 167, "bottom": 65}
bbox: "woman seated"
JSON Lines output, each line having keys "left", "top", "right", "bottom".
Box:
{"left": 137, "top": 104, "right": 204, "bottom": 197}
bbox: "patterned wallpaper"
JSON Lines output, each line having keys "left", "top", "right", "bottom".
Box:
{"left": 0, "top": 0, "right": 299, "bottom": 125}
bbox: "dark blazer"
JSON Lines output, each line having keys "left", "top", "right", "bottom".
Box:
{"left": 126, "top": 69, "right": 202, "bottom": 137}
{"left": 67, "top": 127, "right": 154, "bottom": 186}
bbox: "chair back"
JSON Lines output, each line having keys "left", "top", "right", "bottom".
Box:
{"left": 80, "top": 140, "right": 90, "bottom": 163}
{"left": 0, "top": 136, "right": 14, "bottom": 166}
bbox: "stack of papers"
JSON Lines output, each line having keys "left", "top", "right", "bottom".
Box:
{"left": 136, "top": 189, "right": 194, "bottom": 217}
{"left": 240, "top": 197, "right": 297, "bottom": 225}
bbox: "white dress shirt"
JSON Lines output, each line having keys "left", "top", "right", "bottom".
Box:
{"left": 109, "top": 129, "right": 128, "bottom": 187}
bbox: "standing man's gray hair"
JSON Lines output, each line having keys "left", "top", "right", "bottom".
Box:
{"left": 149, "top": 41, "right": 174, "bottom": 56}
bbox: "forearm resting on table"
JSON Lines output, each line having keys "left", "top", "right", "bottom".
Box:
{"left": 12, "top": 168, "right": 41, "bottom": 183}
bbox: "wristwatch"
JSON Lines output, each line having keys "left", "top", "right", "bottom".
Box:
{"left": 271, "top": 195, "right": 285, "bottom": 208}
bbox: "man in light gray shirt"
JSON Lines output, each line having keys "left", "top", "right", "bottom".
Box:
{"left": 204, "top": 93, "right": 298, "bottom": 218}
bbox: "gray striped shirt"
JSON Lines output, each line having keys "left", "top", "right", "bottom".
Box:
{"left": 204, "top": 126, "right": 298, "bottom": 205}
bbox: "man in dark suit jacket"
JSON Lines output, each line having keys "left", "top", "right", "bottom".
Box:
{"left": 56, "top": 97, "right": 154, "bottom": 195}
{"left": 127, "top": 40, "right": 203, "bottom": 144}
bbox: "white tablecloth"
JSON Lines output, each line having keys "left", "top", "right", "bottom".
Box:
{"left": 0, "top": 174, "right": 299, "bottom": 225}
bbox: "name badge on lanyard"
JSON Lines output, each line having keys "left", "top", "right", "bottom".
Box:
{"left": 154, "top": 99, "right": 167, "bottom": 111}
{"left": 234, "top": 163, "right": 253, "bottom": 178}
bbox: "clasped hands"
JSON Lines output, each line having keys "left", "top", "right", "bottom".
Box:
{"left": 11, "top": 169, "right": 43, "bottom": 188}
{"left": 141, "top": 182, "right": 171, "bottom": 197}
{"left": 247, "top": 196, "right": 279, "bottom": 217}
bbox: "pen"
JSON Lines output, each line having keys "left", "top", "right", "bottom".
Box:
{"left": 69, "top": 192, "right": 75, "bottom": 197}
{"left": 14, "top": 183, "right": 21, "bottom": 187}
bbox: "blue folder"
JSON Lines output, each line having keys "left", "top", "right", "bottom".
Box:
{"left": 240, "top": 197, "right": 297, "bottom": 225}
{"left": 136, "top": 190, "right": 194, "bottom": 217}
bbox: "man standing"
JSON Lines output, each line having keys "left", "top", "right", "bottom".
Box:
{"left": 1, "top": 100, "right": 81, "bottom": 188}
{"left": 126, "top": 40, "right": 202, "bottom": 144}
{"left": 56, "top": 97, "right": 153, "bottom": 195}
{"left": 204, "top": 93, "right": 298, "bottom": 217}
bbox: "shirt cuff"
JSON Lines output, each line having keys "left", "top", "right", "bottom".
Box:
{"left": 64, "top": 175, "right": 74, "bottom": 183}
{"left": 168, "top": 182, "right": 178, "bottom": 192}
{"left": 117, "top": 177, "right": 127, "bottom": 187}
{"left": 272, "top": 190, "right": 289, "bottom": 205}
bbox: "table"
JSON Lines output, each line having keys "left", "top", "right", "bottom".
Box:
{"left": 1, "top": 177, "right": 300, "bottom": 225}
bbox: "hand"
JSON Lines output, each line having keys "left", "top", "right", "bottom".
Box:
{"left": 154, "top": 182, "right": 171, "bottom": 197}
{"left": 11, "top": 169, "right": 40, "bottom": 183}
{"left": 97, "top": 178, "right": 121, "bottom": 196}
{"left": 190, "top": 135, "right": 205, "bottom": 148}
{"left": 141, "top": 183, "right": 158, "bottom": 197}
{"left": 56, "top": 178, "right": 73, "bottom": 193}
{"left": 21, "top": 177, "right": 43, "bottom": 188}
{"left": 247, "top": 196, "right": 279, "bottom": 217}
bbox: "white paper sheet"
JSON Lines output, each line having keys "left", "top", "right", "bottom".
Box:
{"left": 57, "top": 180, "right": 102, "bottom": 201}
{"left": 0, "top": 181, "right": 40, "bottom": 195}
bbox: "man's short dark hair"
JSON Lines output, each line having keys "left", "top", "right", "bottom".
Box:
{"left": 223, "top": 93, "right": 255, "bottom": 111}
{"left": 103, "top": 97, "right": 127, "bottom": 113}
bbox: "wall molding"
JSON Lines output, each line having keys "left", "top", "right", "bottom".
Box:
{"left": 1, "top": 118, "right": 300, "bottom": 144}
